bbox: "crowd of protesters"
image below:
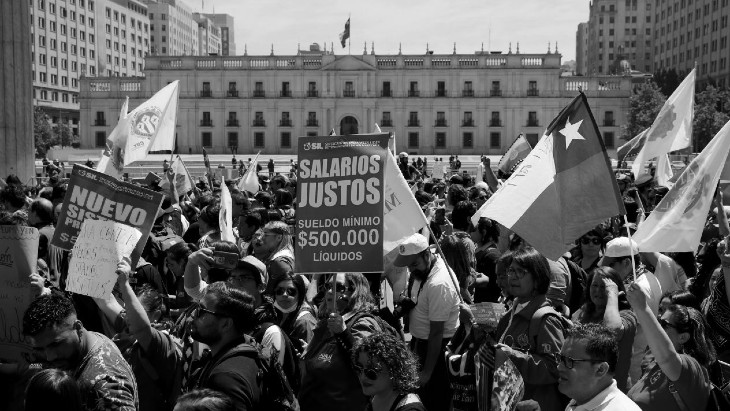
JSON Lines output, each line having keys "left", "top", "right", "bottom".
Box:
{"left": 0, "top": 151, "right": 729, "bottom": 411}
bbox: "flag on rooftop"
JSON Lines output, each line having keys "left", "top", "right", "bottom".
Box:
{"left": 498, "top": 134, "right": 532, "bottom": 175}
{"left": 472, "top": 93, "right": 625, "bottom": 260}
{"left": 633, "top": 118, "right": 730, "bottom": 252}
{"left": 631, "top": 69, "right": 695, "bottom": 179}
{"left": 339, "top": 17, "right": 350, "bottom": 48}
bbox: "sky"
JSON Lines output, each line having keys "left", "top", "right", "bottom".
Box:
{"left": 200, "top": 0, "right": 590, "bottom": 62}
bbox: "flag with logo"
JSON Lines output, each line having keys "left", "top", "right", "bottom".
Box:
{"left": 160, "top": 156, "right": 193, "bottom": 194}
{"left": 124, "top": 81, "right": 179, "bottom": 163}
{"left": 616, "top": 129, "right": 648, "bottom": 161}
{"left": 631, "top": 69, "right": 695, "bottom": 179}
{"left": 498, "top": 134, "right": 532, "bottom": 175}
{"left": 339, "top": 18, "right": 350, "bottom": 48}
{"left": 633, "top": 119, "right": 730, "bottom": 251}
{"left": 96, "top": 97, "right": 129, "bottom": 178}
{"left": 472, "top": 93, "right": 625, "bottom": 260}
{"left": 219, "top": 180, "right": 235, "bottom": 243}
{"left": 237, "top": 152, "right": 260, "bottom": 194}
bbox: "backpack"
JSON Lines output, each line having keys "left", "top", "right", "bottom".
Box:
{"left": 527, "top": 306, "right": 573, "bottom": 350}
{"left": 346, "top": 310, "right": 402, "bottom": 341}
{"left": 193, "top": 340, "right": 299, "bottom": 411}
{"left": 669, "top": 380, "right": 730, "bottom": 411}
{"left": 253, "top": 322, "right": 302, "bottom": 394}
{"left": 561, "top": 257, "right": 588, "bottom": 315}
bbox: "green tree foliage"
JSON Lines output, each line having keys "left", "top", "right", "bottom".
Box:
{"left": 693, "top": 86, "right": 730, "bottom": 151}
{"left": 622, "top": 81, "right": 666, "bottom": 142}
{"left": 56, "top": 122, "right": 73, "bottom": 148}
{"left": 653, "top": 68, "right": 681, "bottom": 96}
{"left": 33, "top": 107, "right": 57, "bottom": 157}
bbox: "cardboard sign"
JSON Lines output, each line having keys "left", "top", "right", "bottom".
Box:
{"left": 66, "top": 221, "right": 141, "bottom": 299}
{"left": 0, "top": 226, "right": 38, "bottom": 363}
{"left": 51, "top": 165, "right": 163, "bottom": 267}
{"left": 295, "top": 134, "right": 390, "bottom": 273}
{"left": 470, "top": 302, "right": 507, "bottom": 329}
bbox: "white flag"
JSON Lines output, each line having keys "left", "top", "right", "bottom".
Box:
{"left": 633, "top": 118, "right": 730, "bottom": 252}
{"left": 160, "top": 156, "right": 193, "bottom": 194}
{"left": 237, "top": 152, "right": 260, "bottom": 194}
{"left": 96, "top": 97, "right": 129, "bottom": 177}
{"left": 656, "top": 154, "right": 675, "bottom": 187}
{"left": 632, "top": 69, "right": 695, "bottom": 178}
{"left": 124, "top": 81, "right": 179, "bottom": 165}
{"left": 382, "top": 150, "right": 429, "bottom": 254}
{"left": 219, "top": 181, "right": 235, "bottom": 243}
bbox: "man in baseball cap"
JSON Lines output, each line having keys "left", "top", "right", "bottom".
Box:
{"left": 393, "top": 232, "right": 459, "bottom": 411}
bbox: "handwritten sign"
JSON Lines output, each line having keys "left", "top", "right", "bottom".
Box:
{"left": 0, "top": 225, "right": 38, "bottom": 363}
{"left": 66, "top": 221, "right": 141, "bottom": 298}
{"left": 469, "top": 302, "right": 507, "bottom": 330}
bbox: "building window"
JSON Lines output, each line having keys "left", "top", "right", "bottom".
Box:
{"left": 435, "top": 112, "right": 447, "bottom": 127}
{"left": 408, "top": 132, "right": 419, "bottom": 148}
{"left": 227, "top": 82, "right": 238, "bottom": 97}
{"left": 281, "top": 81, "right": 291, "bottom": 97}
{"left": 408, "top": 112, "right": 419, "bottom": 127}
{"left": 253, "top": 112, "right": 265, "bottom": 127}
{"left": 227, "top": 132, "right": 238, "bottom": 148}
{"left": 463, "top": 81, "right": 474, "bottom": 97}
{"left": 436, "top": 81, "right": 446, "bottom": 97}
{"left": 409, "top": 81, "right": 419, "bottom": 97}
{"left": 307, "top": 132, "right": 317, "bottom": 137}
{"left": 281, "top": 132, "right": 291, "bottom": 148}
{"left": 462, "top": 111, "right": 474, "bottom": 126}
{"left": 307, "top": 112, "right": 318, "bottom": 127}
{"left": 254, "top": 132, "right": 265, "bottom": 148}
{"left": 95, "top": 131, "right": 106, "bottom": 147}
{"left": 344, "top": 81, "right": 355, "bottom": 97}
{"left": 436, "top": 132, "right": 446, "bottom": 148}
{"left": 490, "top": 132, "right": 501, "bottom": 149}
{"left": 94, "top": 111, "right": 106, "bottom": 126}
{"left": 604, "top": 111, "right": 615, "bottom": 126}
{"left": 280, "top": 112, "right": 292, "bottom": 127}
{"left": 603, "top": 132, "right": 615, "bottom": 148}
{"left": 381, "top": 111, "right": 392, "bottom": 127}
{"left": 307, "top": 82, "right": 318, "bottom": 97}
{"left": 201, "top": 112, "right": 212, "bottom": 127}
{"left": 202, "top": 132, "right": 212, "bottom": 148}
{"left": 201, "top": 82, "right": 211, "bottom": 97}
{"left": 527, "top": 81, "right": 539, "bottom": 96}
{"left": 527, "top": 112, "right": 539, "bottom": 127}
{"left": 490, "top": 112, "right": 501, "bottom": 127}
{"left": 382, "top": 81, "right": 391, "bottom": 97}
{"left": 227, "top": 112, "right": 238, "bottom": 127}
{"left": 254, "top": 81, "right": 264, "bottom": 97}
{"left": 490, "top": 81, "right": 501, "bottom": 96}
{"left": 463, "top": 132, "right": 474, "bottom": 148}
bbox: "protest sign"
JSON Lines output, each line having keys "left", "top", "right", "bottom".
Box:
{"left": 52, "top": 165, "right": 163, "bottom": 266}
{"left": 0, "top": 226, "right": 38, "bottom": 363}
{"left": 295, "top": 134, "right": 390, "bottom": 273}
{"left": 66, "top": 220, "right": 141, "bottom": 299}
{"left": 469, "top": 302, "right": 507, "bottom": 330}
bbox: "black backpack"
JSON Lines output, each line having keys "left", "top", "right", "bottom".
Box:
{"left": 562, "top": 257, "right": 588, "bottom": 315}
{"left": 346, "top": 310, "right": 402, "bottom": 341}
{"left": 253, "top": 322, "right": 302, "bottom": 394}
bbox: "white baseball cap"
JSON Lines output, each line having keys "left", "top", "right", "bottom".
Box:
{"left": 603, "top": 237, "right": 638, "bottom": 258}
{"left": 394, "top": 233, "right": 429, "bottom": 267}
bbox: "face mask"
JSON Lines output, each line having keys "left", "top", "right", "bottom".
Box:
{"left": 274, "top": 300, "right": 298, "bottom": 314}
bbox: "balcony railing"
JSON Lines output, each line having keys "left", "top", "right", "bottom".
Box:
{"left": 380, "top": 119, "right": 393, "bottom": 127}
{"left": 94, "top": 119, "right": 106, "bottom": 126}
{"left": 226, "top": 119, "right": 239, "bottom": 127}
{"left": 462, "top": 119, "right": 474, "bottom": 127}
{"left": 408, "top": 90, "right": 420, "bottom": 97}
{"left": 490, "top": 89, "right": 502, "bottom": 96}
{"left": 252, "top": 120, "right": 266, "bottom": 127}
{"left": 527, "top": 120, "right": 540, "bottom": 127}
{"left": 527, "top": 89, "right": 539, "bottom": 97}
{"left": 280, "top": 90, "right": 292, "bottom": 97}
{"left": 343, "top": 90, "right": 356, "bottom": 97}
{"left": 435, "top": 120, "right": 447, "bottom": 127}
{"left": 490, "top": 119, "right": 502, "bottom": 127}
{"left": 604, "top": 119, "right": 615, "bottom": 126}
{"left": 200, "top": 90, "right": 212, "bottom": 97}
{"left": 226, "top": 90, "right": 238, "bottom": 97}
{"left": 279, "top": 119, "right": 292, "bottom": 127}
{"left": 435, "top": 89, "right": 447, "bottom": 97}
{"left": 200, "top": 120, "right": 213, "bottom": 127}
{"left": 407, "top": 119, "right": 420, "bottom": 127}
{"left": 381, "top": 90, "right": 392, "bottom": 97}
{"left": 307, "top": 90, "right": 319, "bottom": 97}
{"left": 462, "top": 89, "right": 474, "bottom": 97}
{"left": 306, "top": 119, "right": 318, "bottom": 127}
{"left": 253, "top": 90, "right": 265, "bottom": 97}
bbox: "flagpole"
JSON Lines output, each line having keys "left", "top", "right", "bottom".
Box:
{"left": 623, "top": 214, "right": 638, "bottom": 283}
{"left": 348, "top": 13, "right": 351, "bottom": 55}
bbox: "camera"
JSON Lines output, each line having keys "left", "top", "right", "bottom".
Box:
{"left": 393, "top": 297, "right": 417, "bottom": 319}
{"left": 212, "top": 251, "right": 238, "bottom": 270}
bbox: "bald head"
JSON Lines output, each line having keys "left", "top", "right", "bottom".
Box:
{"left": 29, "top": 198, "right": 54, "bottom": 226}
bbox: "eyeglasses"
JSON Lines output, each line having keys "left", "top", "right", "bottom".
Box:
{"left": 506, "top": 267, "right": 529, "bottom": 279}
{"left": 477, "top": 195, "right": 489, "bottom": 200}
{"left": 194, "top": 305, "right": 226, "bottom": 319}
{"left": 352, "top": 363, "right": 382, "bottom": 380}
{"left": 558, "top": 354, "right": 602, "bottom": 369}
{"left": 581, "top": 237, "right": 602, "bottom": 245}
{"left": 275, "top": 287, "right": 298, "bottom": 297}
{"left": 325, "top": 283, "right": 353, "bottom": 293}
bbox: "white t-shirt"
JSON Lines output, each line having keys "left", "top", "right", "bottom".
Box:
{"left": 653, "top": 253, "right": 688, "bottom": 294}
{"left": 407, "top": 255, "right": 460, "bottom": 340}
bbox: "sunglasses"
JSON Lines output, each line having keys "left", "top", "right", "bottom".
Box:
{"left": 659, "top": 318, "right": 687, "bottom": 332}
{"left": 194, "top": 305, "right": 226, "bottom": 319}
{"left": 352, "top": 363, "right": 382, "bottom": 380}
{"left": 275, "top": 287, "right": 298, "bottom": 297}
{"left": 581, "top": 237, "right": 602, "bottom": 245}
{"left": 558, "top": 354, "right": 602, "bottom": 369}
{"left": 325, "top": 283, "right": 353, "bottom": 293}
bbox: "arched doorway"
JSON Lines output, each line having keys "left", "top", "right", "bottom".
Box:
{"left": 340, "top": 116, "right": 359, "bottom": 135}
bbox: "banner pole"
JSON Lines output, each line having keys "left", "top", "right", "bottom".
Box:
{"left": 623, "top": 214, "right": 638, "bottom": 283}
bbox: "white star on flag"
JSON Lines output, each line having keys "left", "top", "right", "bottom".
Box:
{"left": 559, "top": 118, "right": 585, "bottom": 149}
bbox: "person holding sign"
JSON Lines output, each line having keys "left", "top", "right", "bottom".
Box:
{"left": 22, "top": 293, "right": 139, "bottom": 411}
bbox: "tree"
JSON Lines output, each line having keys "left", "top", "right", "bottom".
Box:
{"left": 56, "top": 122, "right": 72, "bottom": 148}
{"left": 653, "top": 68, "right": 681, "bottom": 96}
{"left": 622, "top": 80, "right": 666, "bottom": 142}
{"left": 33, "top": 107, "right": 57, "bottom": 157}
{"left": 693, "top": 86, "right": 730, "bottom": 151}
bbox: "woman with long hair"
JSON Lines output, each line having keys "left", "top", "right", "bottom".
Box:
{"left": 352, "top": 333, "right": 425, "bottom": 411}
{"left": 571, "top": 227, "right": 607, "bottom": 273}
{"left": 627, "top": 285, "right": 716, "bottom": 410}
{"left": 25, "top": 369, "right": 83, "bottom": 411}
{"left": 253, "top": 221, "right": 295, "bottom": 294}
{"left": 299, "top": 273, "right": 388, "bottom": 411}
{"left": 272, "top": 272, "right": 317, "bottom": 354}
{"left": 573, "top": 267, "right": 636, "bottom": 391}
{"left": 493, "top": 246, "right": 568, "bottom": 411}
{"left": 474, "top": 217, "right": 502, "bottom": 303}
{"left": 440, "top": 232, "right": 479, "bottom": 303}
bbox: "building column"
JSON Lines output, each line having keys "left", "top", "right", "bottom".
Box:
{"left": 0, "top": 0, "right": 34, "bottom": 182}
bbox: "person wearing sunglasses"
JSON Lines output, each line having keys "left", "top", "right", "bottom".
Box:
{"left": 572, "top": 267, "right": 636, "bottom": 392}
{"left": 253, "top": 221, "right": 295, "bottom": 295}
{"left": 351, "top": 332, "right": 425, "bottom": 411}
{"left": 272, "top": 272, "right": 317, "bottom": 355}
{"left": 571, "top": 227, "right": 607, "bottom": 273}
{"left": 626, "top": 285, "right": 715, "bottom": 411}
{"left": 299, "top": 273, "right": 388, "bottom": 411}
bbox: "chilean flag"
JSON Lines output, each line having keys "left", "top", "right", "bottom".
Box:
{"left": 472, "top": 93, "right": 625, "bottom": 259}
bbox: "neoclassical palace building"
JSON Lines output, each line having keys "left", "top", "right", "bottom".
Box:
{"left": 79, "top": 45, "right": 634, "bottom": 155}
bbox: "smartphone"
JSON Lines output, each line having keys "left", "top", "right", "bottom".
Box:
{"left": 212, "top": 251, "right": 239, "bottom": 270}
